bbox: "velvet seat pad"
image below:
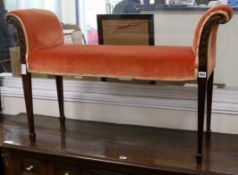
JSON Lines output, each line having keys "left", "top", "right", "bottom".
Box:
{"left": 28, "top": 44, "right": 196, "bottom": 81}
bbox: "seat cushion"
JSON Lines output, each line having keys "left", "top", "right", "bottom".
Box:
{"left": 28, "top": 44, "right": 197, "bottom": 81}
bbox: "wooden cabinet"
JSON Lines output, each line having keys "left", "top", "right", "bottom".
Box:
{"left": 2, "top": 148, "right": 81, "bottom": 175}
{"left": 54, "top": 165, "right": 81, "bottom": 175}
{"left": 1, "top": 114, "right": 237, "bottom": 175}
{"left": 1, "top": 114, "right": 179, "bottom": 175}
{"left": 1, "top": 148, "right": 131, "bottom": 175}
{"left": 20, "top": 158, "right": 45, "bottom": 175}
{"left": 3, "top": 149, "right": 46, "bottom": 175}
{"left": 91, "top": 170, "right": 129, "bottom": 175}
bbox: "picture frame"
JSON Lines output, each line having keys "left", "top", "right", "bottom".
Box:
{"left": 97, "top": 14, "right": 154, "bottom": 45}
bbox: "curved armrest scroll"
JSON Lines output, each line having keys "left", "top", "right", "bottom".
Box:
{"left": 193, "top": 5, "right": 233, "bottom": 78}
{"left": 6, "top": 15, "right": 27, "bottom": 65}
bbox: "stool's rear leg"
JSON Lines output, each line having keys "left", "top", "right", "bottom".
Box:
{"left": 56, "top": 75, "right": 65, "bottom": 126}
{"left": 206, "top": 71, "right": 214, "bottom": 135}
{"left": 22, "top": 73, "right": 36, "bottom": 141}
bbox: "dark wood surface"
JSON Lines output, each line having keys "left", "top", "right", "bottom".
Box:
{"left": 0, "top": 113, "right": 238, "bottom": 175}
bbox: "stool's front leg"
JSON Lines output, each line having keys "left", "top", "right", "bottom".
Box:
{"left": 197, "top": 78, "right": 207, "bottom": 163}
{"left": 22, "top": 73, "right": 36, "bottom": 141}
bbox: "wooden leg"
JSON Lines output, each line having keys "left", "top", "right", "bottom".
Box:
{"left": 206, "top": 71, "right": 214, "bottom": 136}
{"left": 149, "top": 81, "right": 156, "bottom": 85}
{"left": 0, "top": 89, "right": 2, "bottom": 112}
{"left": 22, "top": 73, "right": 36, "bottom": 141}
{"left": 101, "top": 77, "right": 107, "bottom": 82}
{"left": 56, "top": 75, "right": 65, "bottom": 126}
{"left": 197, "top": 78, "right": 207, "bottom": 164}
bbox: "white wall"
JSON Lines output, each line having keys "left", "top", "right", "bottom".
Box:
{"left": 61, "top": 0, "right": 76, "bottom": 24}
{"left": 2, "top": 95, "right": 238, "bottom": 134}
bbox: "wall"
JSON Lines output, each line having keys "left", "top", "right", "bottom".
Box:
{"left": 1, "top": 77, "right": 238, "bottom": 134}
{"left": 61, "top": 0, "right": 76, "bottom": 24}
{"left": 2, "top": 96, "right": 238, "bottom": 134}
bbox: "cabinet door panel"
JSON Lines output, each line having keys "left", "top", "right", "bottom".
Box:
{"left": 91, "top": 169, "right": 130, "bottom": 175}
{"left": 55, "top": 165, "right": 81, "bottom": 175}
{"left": 56, "top": 169, "right": 80, "bottom": 175}
{"left": 2, "top": 149, "right": 21, "bottom": 175}
{"left": 20, "top": 159, "right": 45, "bottom": 175}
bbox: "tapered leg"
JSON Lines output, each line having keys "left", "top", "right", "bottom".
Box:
{"left": 149, "top": 81, "right": 156, "bottom": 85}
{"left": 101, "top": 77, "right": 107, "bottom": 82}
{"left": 197, "top": 78, "right": 207, "bottom": 163}
{"left": 206, "top": 71, "right": 214, "bottom": 135}
{"left": 56, "top": 75, "right": 65, "bottom": 126}
{"left": 22, "top": 73, "right": 36, "bottom": 141}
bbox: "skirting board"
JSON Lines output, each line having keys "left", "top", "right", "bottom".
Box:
{"left": 2, "top": 76, "right": 238, "bottom": 133}
{"left": 1, "top": 76, "right": 238, "bottom": 115}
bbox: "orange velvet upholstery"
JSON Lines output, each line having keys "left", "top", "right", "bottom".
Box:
{"left": 7, "top": 6, "right": 233, "bottom": 162}
{"left": 28, "top": 45, "right": 196, "bottom": 81}
{"left": 7, "top": 5, "right": 233, "bottom": 81}
{"left": 8, "top": 9, "right": 64, "bottom": 59}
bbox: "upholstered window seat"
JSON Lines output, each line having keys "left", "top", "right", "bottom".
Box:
{"left": 6, "top": 5, "right": 233, "bottom": 163}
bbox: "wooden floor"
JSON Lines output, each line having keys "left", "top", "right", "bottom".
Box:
{"left": 0, "top": 113, "right": 238, "bottom": 175}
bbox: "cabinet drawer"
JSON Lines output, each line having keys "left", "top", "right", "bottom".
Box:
{"left": 55, "top": 166, "right": 80, "bottom": 175}
{"left": 91, "top": 169, "right": 130, "bottom": 175}
{"left": 20, "top": 159, "right": 45, "bottom": 175}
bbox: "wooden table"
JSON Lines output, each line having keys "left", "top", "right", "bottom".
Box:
{"left": 0, "top": 113, "right": 238, "bottom": 175}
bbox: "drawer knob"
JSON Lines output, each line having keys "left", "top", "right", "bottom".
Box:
{"left": 26, "top": 165, "right": 34, "bottom": 171}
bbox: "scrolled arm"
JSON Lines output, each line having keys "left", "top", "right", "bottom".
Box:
{"left": 193, "top": 5, "right": 233, "bottom": 79}
{"left": 6, "top": 15, "right": 27, "bottom": 64}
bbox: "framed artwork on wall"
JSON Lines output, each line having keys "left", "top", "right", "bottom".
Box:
{"left": 97, "top": 14, "right": 154, "bottom": 45}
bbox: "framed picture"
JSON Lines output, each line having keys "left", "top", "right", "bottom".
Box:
{"left": 97, "top": 14, "right": 154, "bottom": 45}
